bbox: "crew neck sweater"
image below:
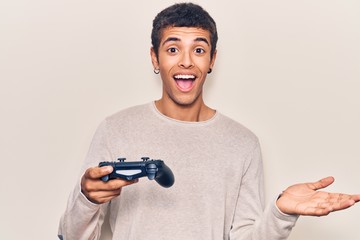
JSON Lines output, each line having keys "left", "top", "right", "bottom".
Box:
{"left": 59, "top": 102, "right": 298, "bottom": 240}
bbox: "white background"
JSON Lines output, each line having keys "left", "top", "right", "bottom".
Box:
{"left": 1, "top": 0, "right": 359, "bottom": 239}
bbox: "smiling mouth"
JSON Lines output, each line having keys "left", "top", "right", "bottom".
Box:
{"left": 174, "top": 74, "right": 196, "bottom": 91}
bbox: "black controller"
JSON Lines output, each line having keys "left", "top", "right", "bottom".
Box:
{"left": 98, "top": 157, "right": 175, "bottom": 188}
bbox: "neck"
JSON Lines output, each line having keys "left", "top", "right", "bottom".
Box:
{"left": 154, "top": 99, "right": 215, "bottom": 122}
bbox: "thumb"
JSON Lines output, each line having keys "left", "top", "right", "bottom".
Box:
{"left": 85, "top": 166, "right": 114, "bottom": 179}
{"left": 310, "top": 176, "right": 335, "bottom": 191}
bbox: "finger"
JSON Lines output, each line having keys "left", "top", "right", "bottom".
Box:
{"left": 84, "top": 166, "right": 113, "bottom": 179}
{"left": 104, "top": 178, "right": 139, "bottom": 191}
{"left": 351, "top": 194, "right": 360, "bottom": 203}
{"left": 329, "top": 198, "right": 357, "bottom": 212}
{"left": 301, "top": 205, "right": 332, "bottom": 216}
{"left": 84, "top": 177, "right": 138, "bottom": 192}
{"left": 314, "top": 194, "right": 356, "bottom": 213}
{"left": 309, "top": 176, "right": 335, "bottom": 191}
{"left": 96, "top": 179, "right": 138, "bottom": 195}
{"left": 82, "top": 179, "right": 138, "bottom": 204}
{"left": 86, "top": 189, "right": 122, "bottom": 204}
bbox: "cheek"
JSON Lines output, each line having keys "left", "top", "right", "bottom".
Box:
{"left": 194, "top": 56, "right": 212, "bottom": 70}
{"left": 160, "top": 54, "right": 177, "bottom": 66}
{"left": 159, "top": 58, "right": 177, "bottom": 74}
{"left": 159, "top": 68, "right": 174, "bottom": 86}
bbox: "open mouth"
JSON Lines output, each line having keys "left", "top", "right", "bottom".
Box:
{"left": 174, "top": 74, "right": 196, "bottom": 92}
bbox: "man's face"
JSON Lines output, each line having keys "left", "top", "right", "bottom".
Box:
{"left": 151, "top": 27, "right": 216, "bottom": 107}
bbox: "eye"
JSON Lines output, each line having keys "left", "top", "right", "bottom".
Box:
{"left": 167, "top": 47, "right": 178, "bottom": 53}
{"left": 194, "top": 48, "right": 205, "bottom": 54}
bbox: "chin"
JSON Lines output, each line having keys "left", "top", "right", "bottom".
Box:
{"left": 172, "top": 95, "right": 201, "bottom": 107}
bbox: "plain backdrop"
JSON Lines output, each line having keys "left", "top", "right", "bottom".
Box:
{"left": 1, "top": 0, "right": 359, "bottom": 239}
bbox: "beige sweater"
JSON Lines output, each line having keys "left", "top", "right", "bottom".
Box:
{"left": 59, "top": 102, "right": 298, "bottom": 240}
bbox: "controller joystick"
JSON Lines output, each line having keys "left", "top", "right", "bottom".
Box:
{"left": 98, "top": 157, "right": 175, "bottom": 188}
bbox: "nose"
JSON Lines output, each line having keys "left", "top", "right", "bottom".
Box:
{"left": 178, "top": 51, "right": 194, "bottom": 69}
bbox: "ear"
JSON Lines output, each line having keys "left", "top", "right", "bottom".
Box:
{"left": 150, "top": 47, "right": 159, "bottom": 69}
{"left": 210, "top": 49, "right": 217, "bottom": 69}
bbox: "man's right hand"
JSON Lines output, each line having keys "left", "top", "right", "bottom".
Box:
{"left": 81, "top": 166, "right": 138, "bottom": 204}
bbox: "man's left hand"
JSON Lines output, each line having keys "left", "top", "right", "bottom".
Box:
{"left": 276, "top": 176, "right": 360, "bottom": 216}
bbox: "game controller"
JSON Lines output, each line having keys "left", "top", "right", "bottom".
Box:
{"left": 98, "top": 157, "right": 175, "bottom": 188}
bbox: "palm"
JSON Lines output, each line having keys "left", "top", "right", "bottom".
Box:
{"left": 277, "top": 176, "right": 360, "bottom": 216}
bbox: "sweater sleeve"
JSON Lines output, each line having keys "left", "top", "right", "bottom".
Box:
{"left": 58, "top": 120, "right": 113, "bottom": 240}
{"left": 229, "top": 141, "right": 299, "bottom": 240}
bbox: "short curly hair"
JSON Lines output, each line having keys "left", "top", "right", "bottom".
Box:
{"left": 151, "top": 3, "right": 218, "bottom": 60}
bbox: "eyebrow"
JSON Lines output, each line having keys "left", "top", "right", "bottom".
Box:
{"left": 162, "top": 37, "right": 210, "bottom": 46}
{"left": 194, "top": 37, "right": 209, "bottom": 45}
{"left": 162, "top": 37, "right": 180, "bottom": 46}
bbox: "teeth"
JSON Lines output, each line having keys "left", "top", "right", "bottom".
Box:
{"left": 174, "top": 74, "right": 195, "bottom": 80}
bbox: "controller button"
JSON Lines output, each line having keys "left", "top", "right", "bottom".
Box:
{"left": 115, "top": 169, "right": 142, "bottom": 176}
{"left": 101, "top": 175, "right": 109, "bottom": 182}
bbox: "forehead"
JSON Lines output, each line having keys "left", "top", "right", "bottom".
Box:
{"left": 160, "top": 27, "right": 211, "bottom": 44}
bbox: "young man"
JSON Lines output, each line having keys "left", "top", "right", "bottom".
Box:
{"left": 58, "top": 3, "right": 360, "bottom": 240}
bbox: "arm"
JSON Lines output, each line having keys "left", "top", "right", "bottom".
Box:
{"left": 58, "top": 166, "right": 137, "bottom": 240}
{"left": 276, "top": 176, "right": 360, "bottom": 216}
{"left": 58, "top": 120, "right": 136, "bottom": 240}
{"left": 58, "top": 178, "right": 108, "bottom": 240}
{"left": 230, "top": 142, "right": 298, "bottom": 240}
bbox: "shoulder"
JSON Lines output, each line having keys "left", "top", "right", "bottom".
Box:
{"left": 93, "top": 103, "right": 153, "bottom": 135}
{"left": 215, "top": 112, "right": 259, "bottom": 147}
{"left": 104, "top": 102, "right": 151, "bottom": 124}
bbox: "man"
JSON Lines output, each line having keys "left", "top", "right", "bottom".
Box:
{"left": 58, "top": 3, "right": 360, "bottom": 240}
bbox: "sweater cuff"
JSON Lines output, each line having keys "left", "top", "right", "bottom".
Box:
{"left": 271, "top": 197, "right": 299, "bottom": 223}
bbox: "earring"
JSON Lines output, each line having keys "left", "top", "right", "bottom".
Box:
{"left": 207, "top": 68, "right": 212, "bottom": 74}
{"left": 154, "top": 69, "right": 160, "bottom": 74}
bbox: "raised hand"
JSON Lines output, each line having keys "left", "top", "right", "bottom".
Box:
{"left": 276, "top": 176, "right": 360, "bottom": 216}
